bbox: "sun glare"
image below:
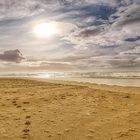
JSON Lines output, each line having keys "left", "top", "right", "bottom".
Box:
{"left": 34, "top": 22, "right": 59, "bottom": 38}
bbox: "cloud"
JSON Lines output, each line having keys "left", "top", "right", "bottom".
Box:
{"left": 0, "top": 0, "right": 61, "bottom": 20}
{"left": 76, "top": 26, "right": 105, "bottom": 38}
{"left": 0, "top": 59, "right": 77, "bottom": 72}
{"left": 125, "top": 36, "right": 140, "bottom": 42}
{"left": 0, "top": 0, "right": 139, "bottom": 72}
{"left": 0, "top": 49, "right": 24, "bottom": 63}
{"left": 111, "top": 4, "right": 140, "bottom": 36}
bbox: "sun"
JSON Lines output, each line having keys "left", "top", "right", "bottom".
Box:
{"left": 34, "top": 22, "right": 59, "bottom": 38}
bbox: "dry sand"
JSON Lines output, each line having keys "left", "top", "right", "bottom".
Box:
{"left": 0, "top": 78, "right": 140, "bottom": 140}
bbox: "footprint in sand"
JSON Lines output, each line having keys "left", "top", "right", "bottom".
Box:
{"left": 25, "top": 115, "right": 31, "bottom": 119}
{"left": 22, "top": 108, "right": 27, "bottom": 111}
{"left": 25, "top": 121, "right": 31, "bottom": 126}
{"left": 23, "top": 102, "right": 30, "bottom": 105}
{"left": 23, "top": 129, "right": 30, "bottom": 133}
{"left": 64, "top": 129, "right": 70, "bottom": 133}
{"left": 22, "top": 134, "right": 30, "bottom": 139}
{"left": 48, "top": 134, "right": 53, "bottom": 138}
{"left": 16, "top": 105, "right": 22, "bottom": 108}
{"left": 22, "top": 115, "right": 32, "bottom": 139}
{"left": 22, "top": 128, "right": 30, "bottom": 139}
{"left": 12, "top": 100, "right": 19, "bottom": 107}
{"left": 12, "top": 100, "right": 16, "bottom": 104}
{"left": 12, "top": 100, "right": 22, "bottom": 108}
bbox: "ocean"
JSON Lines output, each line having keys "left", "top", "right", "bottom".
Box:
{"left": 1, "top": 72, "right": 140, "bottom": 87}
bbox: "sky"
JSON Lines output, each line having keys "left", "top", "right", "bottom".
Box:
{"left": 0, "top": 0, "right": 140, "bottom": 73}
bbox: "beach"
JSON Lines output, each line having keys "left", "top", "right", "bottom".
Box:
{"left": 0, "top": 78, "right": 140, "bottom": 140}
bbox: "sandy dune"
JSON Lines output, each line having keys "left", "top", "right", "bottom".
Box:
{"left": 0, "top": 78, "right": 140, "bottom": 140}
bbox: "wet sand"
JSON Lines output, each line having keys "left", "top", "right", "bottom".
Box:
{"left": 0, "top": 78, "right": 140, "bottom": 140}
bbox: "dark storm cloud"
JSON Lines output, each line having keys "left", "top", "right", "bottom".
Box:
{"left": 0, "top": 49, "right": 24, "bottom": 63}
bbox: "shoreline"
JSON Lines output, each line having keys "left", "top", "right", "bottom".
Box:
{"left": 0, "top": 76, "right": 140, "bottom": 88}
